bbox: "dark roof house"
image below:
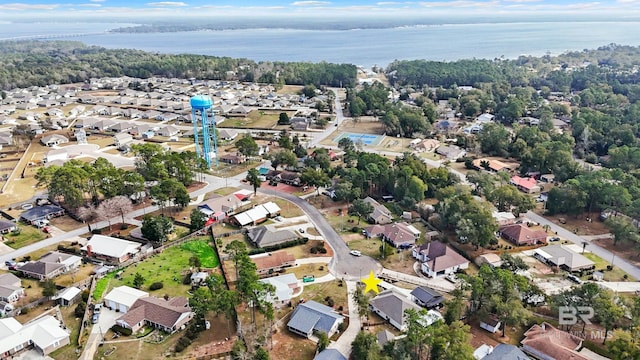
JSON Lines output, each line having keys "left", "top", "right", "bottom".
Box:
{"left": 247, "top": 226, "right": 299, "bottom": 248}
{"left": 19, "top": 205, "right": 65, "bottom": 224}
{"left": 409, "top": 286, "right": 444, "bottom": 309}
{"left": 116, "top": 296, "right": 193, "bottom": 334}
{"left": 287, "top": 300, "right": 344, "bottom": 338}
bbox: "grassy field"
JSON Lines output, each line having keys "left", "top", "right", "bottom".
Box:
{"left": 583, "top": 252, "right": 634, "bottom": 281}
{"left": 180, "top": 239, "right": 219, "bottom": 268}
{"left": 94, "top": 238, "right": 217, "bottom": 300}
{"left": 219, "top": 110, "right": 296, "bottom": 129}
{"left": 212, "top": 187, "right": 240, "bottom": 196}
{"left": 283, "top": 263, "right": 329, "bottom": 279}
{"left": 263, "top": 196, "right": 304, "bottom": 218}
{"left": 4, "top": 225, "right": 47, "bottom": 250}
{"left": 302, "top": 280, "right": 349, "bottom": 313}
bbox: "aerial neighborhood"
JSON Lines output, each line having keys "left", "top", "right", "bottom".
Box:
{"left": 1, "top": 43, "right": 640, "bottom": 360}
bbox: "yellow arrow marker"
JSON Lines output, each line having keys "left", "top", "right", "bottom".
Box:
{"left": 361, "top": 271, "right": 381, "bottom": 294}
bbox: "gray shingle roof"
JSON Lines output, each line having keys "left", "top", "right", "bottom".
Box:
{"left": 410, "top": 286, "right": 444, "bottom": 308}
{"left": 483, "top": 344, "right": 531, "bottom": 360}
{"left": 313, "top": 349, "right": 347, "bottom": 360}
{"left": 288, "top": 300, "right": 344, "bottom": 335}
{"left": 248, "top": 226, "right": 298, "bottom": 248}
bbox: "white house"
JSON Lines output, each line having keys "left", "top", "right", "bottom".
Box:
{"left": 413, "top": 242, "right": 469, "bottom": 278}
{"left": 81, "top": 235, "right": 142, "bottom": 264}
{"left": 103, "top": 286, "right": 149, "bottom": 313}
{"left": 44, "top": 148, "right": 68, "bottom": 164}
{"left": 259, "top": 273, "right": 299, "bottom": 307}
{"left": 0, "top": 315, "right": 70, "bottom": 357}
{"left": 40, "top": 134, "right": 69, "bottom": 147}
{"left": 113, "top": 133, "right": 133, "bottom": 149}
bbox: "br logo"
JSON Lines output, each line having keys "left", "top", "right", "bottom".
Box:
{"left": 558, "top": 306, "right": 594, "bottom": 325}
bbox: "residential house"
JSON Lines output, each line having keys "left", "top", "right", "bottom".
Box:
{"left": 534, "top": 245, "right": 595, "bottom": 272}
{"left": 258, "top": 145, "right": 270, "bottom": 156}
{"left": 40, "top": 134, "right": 69, "bottom": 147}
{"left": 472, "top": 158, "right": 514, "bottom": 173}
{"left": 19, "top": 205, "right": 65, "bottom": 225}
{"left": 0, "top": 132, "right": 13, "bottom": 147}
{"left": 115, "top": 296, "right": 193, "bottom": 334}
{"left": 259, "top": 273, "right": 299, "bottom": 307}
{"left": 499, "top": 224, "right": 547, "bottom": 246}
{"left": 54, "top": 286, "right": 82, "bottom": 306}
{"left": 369, "top": 289, "right": 443, "bottom": 331}
{"left": 482, "top": 344, "right": 531, "bottom": 360}
{"left": 93, "top": 119, "right": 116, "bottom": 132}
{"left": 409, "top": 286, "right": 444, "bottom": 309}
{"left": 287, "top": 300, "right": 344, "bottom": 338}
{"left": 231, "top": 202, "right": 281, "bottom": 227}
{"left": 0, "top": 219, "right": 17, "bottom": 234}
{"left": 0, "top": 315, "right": 70, "bottom": 357}
{"left": 510, "top": 176, "right": 541, "bottom": 194}
{"left": 114, "top": 133, "right": 133, "bottom": 149}
{"left": 414, "top": 139, "right": 440, "bottom": 152}
{"left": 480, "top": 316, "right": 501, "bottom": 333}
{"left": 43, "top": 148, "right": 68, "bottom": 164}
{"left": 314, "top": 349, "right": 347, "bottom": 360}
{"left": 364, "top": 222, "right": 421, "bottom": 248}
{"left": 103, "top": 286, "right": 149, "bottom": 313}
{"left": 436, "top": 145, "right": 466, "bottom": 160}
{"left": 277, "top": 172, "right": 301, "bottom": 186}
{"left": 220, "top": 152, "right": 246, "bottom": 165}
{"left": 413, "top": 241, "right": 470, "bottom": 278}
{"left": 476, "top": 113, "right": 495, "bottom": 123}
{"left": 0, "top": 273, "right": 24, "bottom": 303}
{"left": 81, "top": 235, "right": 143, "bottom": 264}
{"left": 492, "top": 211, "right": 516, "bottom": 226}
{"left": 251, "top": 251, "right": 295, "bottom": 277}
{"left": 248, "top": 226, "right": 299, "bottom": 248}
{"left": 110, "top": 122, "right": 133, "bottom": 133}
{"left": 38, "top": 251, "right": 82, "bottom": 272}
{"left": 219, "top": 129, "right": 238, "bottom": 141}
{"left": 157, "top": 125, "right": 179, "bottom": 137}
{"left": 197, "top": 194, "right": 247, "bottom": 221}
{"left": 475, "top": 253, "right": 503, "bottom": 269}
{"left": 363, "top": 197, "right": 392, "bottom": 224}
{"left": 17, "top": 261, "right": 66, "bottom": 281}
{"left": 521, "top": 322, "right": 588, "bottom": 360}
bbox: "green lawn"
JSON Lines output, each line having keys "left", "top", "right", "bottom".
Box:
{"left": 96, "top": 239, "right": 220, "bottom": 298}
{"left": 583, "top": 252, "right": 635, "bottom": 281}
{"left": 93, "top": 272, "right": 116, "bottom": 301}
{"left": 180, "top": 239, "right": 220, "bottom": 268}
{"left": 4, "top": 225, "right": 47, "bottom": 250}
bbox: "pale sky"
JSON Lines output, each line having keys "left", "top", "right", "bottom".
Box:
{"left": 2, "top": 0, "right": 640, "bottom": 19}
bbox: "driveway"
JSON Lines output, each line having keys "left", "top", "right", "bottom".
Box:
{"left": 79, "top": 307, "right": 121, "bottom": 360}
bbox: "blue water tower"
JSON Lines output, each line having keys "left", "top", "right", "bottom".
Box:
{"left": 190, "top": 95, "right": 218, "bottom": 168}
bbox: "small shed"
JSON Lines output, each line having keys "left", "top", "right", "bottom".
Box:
{"left": 480, "top": 316, "right": 501, "bottom": 333}
{"left": 56, "top": 286, "right": 82, "bottom": 306}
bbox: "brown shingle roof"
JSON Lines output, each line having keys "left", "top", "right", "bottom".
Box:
{"left": 118, "top": 296, "right": 191, "bottom": 330}
{"left": 500, "top": 224, "right": 547, "bottom": 245}
{"left": 252, "top": 251, "right": 295, "bottom": 272}
{"left": 522, "top": 322, "right": 588, "bottom": 360}
{"left": 420, "top": 242, "right": 468, "bottom": 273}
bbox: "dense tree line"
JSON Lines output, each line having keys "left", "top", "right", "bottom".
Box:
{"left": 0, "top": 41, "right": 356, "bottom": 90}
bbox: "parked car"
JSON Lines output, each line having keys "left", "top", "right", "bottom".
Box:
{"left": 5, "top": 260, "right": 16, "bottom": 269}
{"left": 92, "top": 313, "right": 99, "bottom": 324}
{"left": 33, "top": 219, "right": 50, "bottom": 228}
{"left": 445, "top": 274, "right": 459, "bottom": 284}
{"left": 298, "top": 228, "right": 305, "bottom": 233}
{"left": 350, "top": 250, "right": 362, "bottom": 257}
{"left": 94, "top": 304, "right": 102, "bottom": 314}
{"left": 549, "top": 236, "right": 560, "bottom": 242}
{"left": 567, "top": 274, "right": 584, "bottom": 284}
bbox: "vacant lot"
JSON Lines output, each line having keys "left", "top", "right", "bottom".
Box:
{"left": 220, "top": 110, "right": 296, "bottom": 129}
{"left": 95, "top": 238, "right": 215, "bottom": 299}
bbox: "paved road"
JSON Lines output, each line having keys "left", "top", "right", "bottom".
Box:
{"left": 255, "top": 185, "right": 380, "bottom": 279}
{"left": 526, "top": 211, "right": 640, "bottom": 280}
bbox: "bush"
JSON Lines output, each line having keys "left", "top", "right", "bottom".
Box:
{"left": 111, "top": 325, "right": 133, "bottom": 336}
{"left": 121, "top": 224, "right": 128, "bottom": 230}
{"left": 75, "top": 302, "right": 86, "bottom": 317}
{"left": 149, "top": 282, "right": 164, "bottom": 290}
{"left": 175, "top": 336, "right": 192, "bottom": 352}
{"left": 351, "top": 227, "right": 360, "bottom": 233}
{"left": 310, "top": 247, "right": 318, "bottom": 254}
{"left": 91, "top": 228, "right": 102, "bottom": 234}
{"left": 607, "top": 265, "right": 613, "bottom": 271}
{"left": 21, "top": 307, "right": 29, "bottom": 314}
{"left": 183, "top": 273, "right": 193, "bottom": 285}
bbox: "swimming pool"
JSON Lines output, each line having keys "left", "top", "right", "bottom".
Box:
{"left": 333, "top": 132, "right": 384, "bottom": 146}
